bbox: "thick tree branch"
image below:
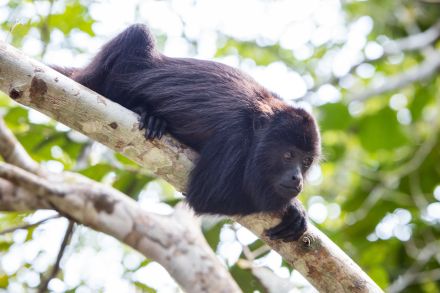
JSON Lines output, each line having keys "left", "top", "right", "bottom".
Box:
{"left": 0, "top": 161, "right": 240, "bottom": 293}
{"left": 0, "top": 113, "right": 240, "bottom": 292}
{"left": 0, "top": 41, "right": 383, "bottom": 292}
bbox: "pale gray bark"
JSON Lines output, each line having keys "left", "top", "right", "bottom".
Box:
{"left": 0, "top": 116, "right": 240, "bottom": 293}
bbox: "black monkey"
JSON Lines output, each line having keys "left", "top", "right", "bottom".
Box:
{"left": 53, "top": 24, "right": 321, "bottom": 242}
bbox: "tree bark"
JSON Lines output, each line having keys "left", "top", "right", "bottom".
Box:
{"left": 0, "top": 41, "right": 383, "bottom": 293}
{"left": 0, "top": 119, "right": 241, "bottom": 293}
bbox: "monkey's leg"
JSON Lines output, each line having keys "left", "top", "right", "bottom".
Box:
{"left": 135, "top": 108, "right": 167, "bottom": 140}
{"left": 265, "top": 199, "right": 307, "bottom": 242}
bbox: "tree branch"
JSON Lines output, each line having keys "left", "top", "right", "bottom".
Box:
{"left": 0, "top": 162, "right": 241, "bottom": 293}
{"left": 382, "top": 20, "right": 440, "bottom": 54}
{"left": 38, "top": 220, "right": 75, "bottom": 293}
{"left": 0, "top": 41, "right": 383, "bottom": 292}
{"left": 307, "top": 20, "right": 440, "bottom": 99}
{"left": 0, "top": 214, "right": 60, "bottom": 235}
{"left": 349, "top": 51, "right": 440, "bottom": 101}
{"left": 0, "top": 117, "right": 40, "bottom": 173}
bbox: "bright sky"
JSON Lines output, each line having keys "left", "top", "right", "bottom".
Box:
{"left": 0, "top": 0, "right": 381, "bottom": 292}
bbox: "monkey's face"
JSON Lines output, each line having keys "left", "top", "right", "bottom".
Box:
{"left": 274, "top": 146, "right": 314, "bottom": 199}
{"left": 244, "top": 106, "right": 320, "bottom": 212}
{"left": 244, "top": 139, "right": 317, "bottom": 212}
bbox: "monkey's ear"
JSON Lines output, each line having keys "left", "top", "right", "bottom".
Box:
{"left": 253, "top": 114, "right": 269, "bottom": 131}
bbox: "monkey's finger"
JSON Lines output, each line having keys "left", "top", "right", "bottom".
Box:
{"left": 266, "top": 215, "right": 302, "bottom": 239}
{"left": 265, "top": 217, "right": 296, "bottom": 236}
{"left": 281, "top": 230, "right": 302, "bottom": 242}
{"left": 146, "top": 116, "right": 155, "bottom": 138}
{"left": 282, "top": 219, "right": 307, "bottom": 241}
{"left": 147, "top": 117, "right": 160, "bottom": 140}
{"left": 266, "top": 226, "right": 288, "bottom": 238}
{"left": 270, "top": 218, "right": 307, "bottom": 241}
{"left": 157, "top": 120, "right": 167, "bottom": 139}
{"left": 265, "top": 225, "right": 288, "bottom": 239}
{"left": 268, "top": 227, "right": 297, "bottom": 241}
{"left": 150, "top": 119, "right": 164, "bottom": 139}
{"left": 147, "top": 116, "right": 154, "bottom": 132}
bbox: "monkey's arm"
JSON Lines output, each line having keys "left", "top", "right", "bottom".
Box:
{"left": 186, "top": 132, "right": 257, "bottom": 215}
{"left": 265, "top": 199, "right": 307, "bottom": 241}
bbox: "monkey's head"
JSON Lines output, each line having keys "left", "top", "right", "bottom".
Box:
{"left": 244, "top": 106, "right": 321, "bottom": 212}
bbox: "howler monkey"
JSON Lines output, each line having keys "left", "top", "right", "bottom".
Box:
{"left": 53, "top": 24, "right": 321, "bottom": 242}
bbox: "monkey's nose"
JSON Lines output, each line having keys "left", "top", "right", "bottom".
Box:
{"left": 291, "top": 174, "right": 301, "bottom": 185}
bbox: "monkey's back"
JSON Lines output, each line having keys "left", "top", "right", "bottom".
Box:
{"left": 121, "top": 56, "right": 279, "bottom": 150}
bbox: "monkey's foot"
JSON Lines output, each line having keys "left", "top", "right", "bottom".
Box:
{"left": 138, "top": 111, "right": 167, "bottom": 140}
{"left": 265, "top": 202, "right": 307, "bottom": 242}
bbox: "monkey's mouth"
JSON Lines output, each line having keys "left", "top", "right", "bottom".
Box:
{"left": 278, "top": 184, "right": 302, "bottom": 198}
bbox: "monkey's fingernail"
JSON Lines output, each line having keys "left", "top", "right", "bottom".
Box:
{"left": 148, "top": 128, "right": 157, "bottom": 140}
{"left": 147, "top": 117, "right": 154, "bottom": 130}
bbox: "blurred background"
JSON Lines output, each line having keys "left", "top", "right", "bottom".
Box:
{"left": 0, "top": 0, "right": 440, "bottom": 292}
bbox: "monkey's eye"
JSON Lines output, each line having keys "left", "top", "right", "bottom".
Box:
{"left": 302, "top": 157, "right": 313, "bottom": 168}
{"left": 283, "top": 151, "right": 294, "bottom": 160}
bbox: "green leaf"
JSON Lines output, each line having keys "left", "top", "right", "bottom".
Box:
{"left": 79, "top": 163, "right": 113, "bottom": 181}
{"left": 230, "top": 264, "right": 266, "bottom": 293}
{"left": 0, "top": 92, "right": 11, "bottom": 107}
{"left": 0, "top": 241, "right": 13, "bottom": 251}
{"left": 0, "top": 274, "right": 9, "bottom": 289}
{"left": 318, "top": 103, "right": 353, "bottom": 131}
{"left": 50, "top": 1, "right": 95, "bottom": 36}
{"left": 113, "top": 171, "right": 153, "bottom": 199}
{"left": 3, "top": 107, "right": 29, "bottom": 130}
{"left": 114, "top": 153, "right": 139, "bottom": 167}
{"left": 203, "top": 221, "right": 226, "bottom": 251}
{"left": 215, "top": 37, "right": 301, "bottom": 69}
{"left": 368, "top": 267, "right": 389, "bottom": 289}
{"left": 357, "top": 107, "right": 409, "bottom": 152}
{"left": 324, "top": 143, "right": 346, "bottom": 162}
{"left": 409, "top": 84, "right": 435, "bottom": 121}
{"left": 133, "top": 281, "right": 156, "bottom": 292}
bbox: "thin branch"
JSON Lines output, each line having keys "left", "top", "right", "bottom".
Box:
{"left": 0, "top": 117, "right": 40, "bottom": 174}
{"left": 38, "top": 220, "right": 75, "bottom": 293}
{"left": 388, "top": 242, "right": 440, "bottom": 293}
{"left": 307, "top": 20, "right": 440, "bottom": 97}
{"left": 417, "top": 0, "right": 440, "bottom": 3}
{"left": 0, "top": 214, "right": 60, "bottom": 235}
{"left": 382, "top": 20, "right": 440, "bottom": 54}
{"left": 349, "top": 51, "right": 440, "bottom": 101}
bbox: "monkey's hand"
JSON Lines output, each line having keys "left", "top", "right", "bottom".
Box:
{"left": 135, "top": 108, "right": 167, "bottom": 140}
{"left": 265, "top": 199, "right": 307, "bottom": 242}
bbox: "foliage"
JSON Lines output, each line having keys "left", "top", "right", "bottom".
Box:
{"left": 1, "top": 0, "right": 440, "bottom": 292}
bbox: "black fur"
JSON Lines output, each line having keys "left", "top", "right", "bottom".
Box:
{"left": 54, "top": 24, "right": 321, "bottom": 241}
